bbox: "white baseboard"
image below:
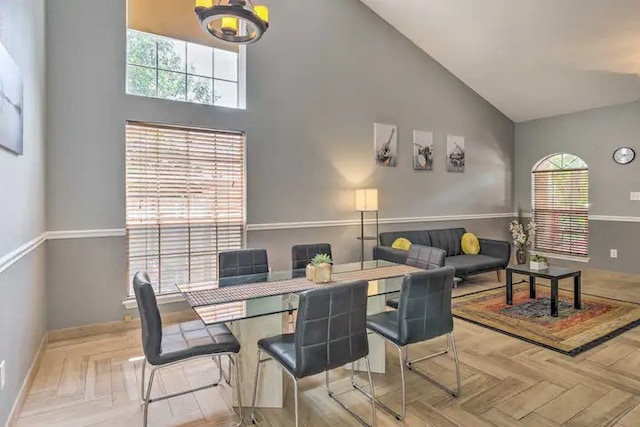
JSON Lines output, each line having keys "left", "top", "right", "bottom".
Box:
{"left": 5, "top": 334, "right": 48, "bottom": 427}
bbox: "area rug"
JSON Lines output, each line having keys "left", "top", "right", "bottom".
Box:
{"left": 452, "top": 283, "right": 640, "bottom": 356}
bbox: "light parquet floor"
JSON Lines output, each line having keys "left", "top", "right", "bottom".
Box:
{"left": 14, "top": 268, "right": 640, "bottom": 427}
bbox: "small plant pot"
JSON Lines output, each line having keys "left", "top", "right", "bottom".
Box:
{"left": 529, "top": 261, "right": 549, "bottom": 270}
{"left": 306, "top": 263, "right": 331, "bottom": 283}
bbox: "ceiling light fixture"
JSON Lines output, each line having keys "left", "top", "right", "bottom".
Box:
{"left": 195, "top": 0, "right": 269, "bottom": 45}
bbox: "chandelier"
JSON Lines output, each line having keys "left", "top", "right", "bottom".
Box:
{"left": 195, "top": 0, "right": 269, "bottom": 44}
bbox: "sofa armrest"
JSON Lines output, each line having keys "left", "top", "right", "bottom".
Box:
{"left": 373, "top": 246, "right": 409, "bottom": 265}
{"left": 478, "top": 238, "right": 511, "bottom": 267}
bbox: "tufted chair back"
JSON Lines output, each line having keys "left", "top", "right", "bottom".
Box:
{"left": 397, "top": 267, "right": 455, "bottom": 346}
{"left": 291, "top": 243, "right": 333, "bottom": 270}
{"left": 218, "top": 249, "right": 269, "bottom": 283}
{"left": 406, "top": 245, "right": 446, "bottom": 270}
{"left": 293, "top": 280, "right": 369, "bottom": 378}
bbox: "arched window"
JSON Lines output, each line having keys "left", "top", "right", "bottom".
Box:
{"left": 532, "top": 153, "right": 589, "bottom": 257}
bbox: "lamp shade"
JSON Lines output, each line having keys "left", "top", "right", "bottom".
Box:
{"left": 254, "top": 5, "right": 269, "bottom": 22}
{"left": 195, "top": 0, "right": 213, "bottom": 7}
{"left": 355, "top": 189, "right": 378, "bottom": 211}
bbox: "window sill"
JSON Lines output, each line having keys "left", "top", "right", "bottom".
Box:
{"left": 123, "top": 292, "right": 186, "bottom": 310}
{"left": 530, "top": 251, "right": 590, "bottom": 264}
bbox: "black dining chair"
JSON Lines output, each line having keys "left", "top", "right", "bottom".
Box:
{"left": 133, "top": 272, "right": 243, "bottom": 427}
{"left": 250, "top": 280, "right": 377, "bottom": 427}
{"left": 218, "top": 248, "right": 269, "bottom": 282}
{"left": 386, "top": 244, "right": 446, "bottom": 309}
{"left": 291, "top": 243, "right": 333, "bottom": 270}
{"left": 216, "top": 248, "right": 270, "bottom": 381}
{"left": 364, "top": 267, "right": 460, "bottom": 420}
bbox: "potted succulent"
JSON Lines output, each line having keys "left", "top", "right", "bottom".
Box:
{"left": 306, "top": 253, "right": 333, "bottom": 284}
{"left": 529, "top": 254, "right": 549, "bottom": 270}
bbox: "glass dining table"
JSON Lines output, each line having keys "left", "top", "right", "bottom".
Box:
{"left": 177, "top": 260, "right": 408, "bottom": 326}
{"left": 176, "top": 260, "right": 412, "bottom": 409}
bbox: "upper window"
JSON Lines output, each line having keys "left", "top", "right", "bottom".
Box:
{"left": 532, "top": 153, "right": 589, "bottom": 258}
{"left": 126, "top": 122, "right": 246, "bottom": 295}
{"left": 126, "top": 29, "right": 241, "bottom": 109}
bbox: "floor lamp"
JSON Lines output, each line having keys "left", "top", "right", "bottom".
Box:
{"left": 355, "top": 189, "right": 379, "bottom": 263}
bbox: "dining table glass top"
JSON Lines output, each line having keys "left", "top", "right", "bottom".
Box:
{"left": 177, "top": 260, "right": 406, "bottom": 325}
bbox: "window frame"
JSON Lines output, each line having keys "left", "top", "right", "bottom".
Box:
{"left": 126, "top": 29, "right": 244, "bottom": 109}
{"left": 531, "top": 153, "right": 590, "bottom": 260}
{"left": 125, "top": 121, "right": 247, "bottom": 296}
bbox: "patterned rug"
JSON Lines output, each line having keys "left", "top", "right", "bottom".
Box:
{"left": 452, "top": 283, "right": 640, "bottom": 356}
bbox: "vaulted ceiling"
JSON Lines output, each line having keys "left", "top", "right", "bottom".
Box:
{"left": 361, "top": 0, "right": 640, "bottom": 122}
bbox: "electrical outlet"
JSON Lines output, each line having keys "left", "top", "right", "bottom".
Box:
{"left": 0, "top": 360, "right": 5, "bottom": 391}
{"left": 630, "top": 192, "right": 640, "bottom": 201}
{"left": 610, "top": 249, "right": 618, "bottom": 258}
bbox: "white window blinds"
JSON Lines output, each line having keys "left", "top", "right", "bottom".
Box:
{"left": 126, "top": 122, "right": 245, "bottom": 294}
{"left": 532, "top": 154, "right": 589, "bottom": 258}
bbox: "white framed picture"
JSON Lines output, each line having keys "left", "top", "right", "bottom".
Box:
{"left": 413, "top": 130, "right": 434, "bottom": 170}
{"left": 447, "top": 135, "right": 465, "bottom": 173}
{"left": 374, "top": 122, "right": 397, "bottom": 167}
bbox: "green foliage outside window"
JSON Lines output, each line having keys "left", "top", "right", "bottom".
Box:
{"left": 126, "top": 30, "right": 237, "bottom": 106}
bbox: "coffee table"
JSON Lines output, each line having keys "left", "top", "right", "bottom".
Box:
{"left": 506, "top": 265, "right": 582, "bottom": 317}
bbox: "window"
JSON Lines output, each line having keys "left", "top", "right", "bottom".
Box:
{"left": 126, "top": 29, "right": 241, "bottom": 109}
{"left": 126, "top": 122, "right": 246, "bottom": 295}
{"left": 532, "top": 153, "right": 589, "bottom": 257}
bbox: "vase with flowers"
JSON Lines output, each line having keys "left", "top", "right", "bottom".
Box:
{"left": 509, "top": 211, "right": 536, "bottom": 265}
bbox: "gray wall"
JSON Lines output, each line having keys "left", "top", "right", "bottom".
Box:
{"left": 515, "top": 101, "right": 640, "bottom": 273}
{"left": 45, "top": 0, "right": 514, "bottom": 329}
{"left": 0, "top": 0, "right": 47, "bottom": 424}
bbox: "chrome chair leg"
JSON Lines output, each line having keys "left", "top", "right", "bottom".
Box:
{"left": 143, "top": 366, "right": 157, "bottom": 427}
{"left": 406, "top": 334, "right": 449, "bottom": 366}
{"left": 397, "top": 346, "right": 406, "bottom": 420}
{"left": 404, "top": 334, "right": 461, "bottom": 398}
{"left": 232, "top": 354, "right": 244, "bottom": 426}
{"left": 326, "top": 370, "right": 332, "bottom": 396}
{"left": 352, "top": 345, "right": 404, "bottom": 421}
{"left": 332, "top": 360, "right": 376, "bottom": 426}
{"left": 449, "top": 332, "right": 461, "bottom": 397}
{"left": 213, "top": 354, "right": 232, "bottom": 385}
{"left": 293, "top": 377, "right": 300, "bottom": 427}
{"left": 140, "top": 353, "right": 237, "bottom": 427}
{"left": 364, "top": 357, "right": 377, "bottom": 427}
{"left": 250, "top": 350, "right": 263, "bottom": 424}
{"left": 140, "top": 359, "right": 147, "bottom": 402}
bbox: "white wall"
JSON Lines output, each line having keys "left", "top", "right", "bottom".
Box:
{"left": 0, "top": 0, "right": 47, "bottom": 424}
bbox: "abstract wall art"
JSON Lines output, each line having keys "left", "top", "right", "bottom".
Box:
{"left": 447, "top": 135, "right": 465, "bottom": 173}
{"left": 0, "top": 41, "right": 23, "bottom": 155}
{"left": 413, "top": 130, "right": 434, "bottom": 170}
{"left": 374, "top": 122, "right": 397, "bottom": 167}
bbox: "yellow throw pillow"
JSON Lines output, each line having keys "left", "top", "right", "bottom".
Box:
{"left": 391, "top": 237, "right": 412, "bottom": 251}
{"left": 461, "top": 232, "right": 480, "bottom": 255}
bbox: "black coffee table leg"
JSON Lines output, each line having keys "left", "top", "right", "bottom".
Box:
{"left": 506, "top": 270, "right": 513, "bottom": 305}
{"left": 529, "top": 276, "right": 536, "bottom": 299}
{"left": 551, "top": 279, "right": 559, "bottom": 317}
{"left": 574, "top": 274, "right": 582, "bottom": 309}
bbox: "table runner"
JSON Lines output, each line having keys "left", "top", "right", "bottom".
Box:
{"left": 183, "top": 264, "right": 422, "bottom": 307}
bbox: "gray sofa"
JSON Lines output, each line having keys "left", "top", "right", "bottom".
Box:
{"left": 374, "top": 228, "right": 511, "bottom": 278}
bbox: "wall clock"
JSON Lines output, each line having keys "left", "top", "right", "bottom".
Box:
{"left": 613, "top": 147, "right": 635, "bottom": 165}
